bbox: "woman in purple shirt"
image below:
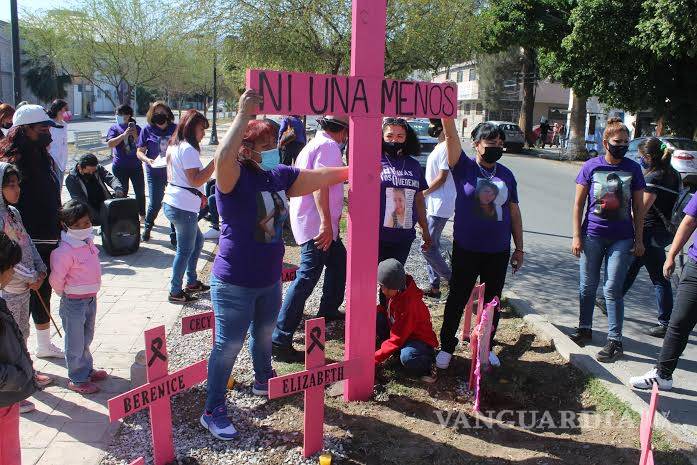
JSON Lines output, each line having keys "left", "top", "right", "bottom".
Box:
{"left": 200, "top": 90, "right": 349, "bottom": 441}
{"left": 137, "top": 101, "right": 176, "bottom": 242}
{"left": 630, "top": 193, "right": 697, "bottom": 391}
{"left": 106, "top": 105, "right": 144, "bottom": 219}
{"left": 571, "top": 118, "right": 646, "bottom": 363}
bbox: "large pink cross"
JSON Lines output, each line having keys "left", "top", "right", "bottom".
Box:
{"left": 108, "top": 326, "right": 208, "bottom": 465}
{"left": 247, "top": 0, "right": 456, "bottom": 401}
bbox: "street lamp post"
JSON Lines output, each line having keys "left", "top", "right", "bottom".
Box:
{"left": 209, "top": 48, "right": 219, "bottom": 145}
{"left": 10, "top": 0, "right": 22, "bottom": 105}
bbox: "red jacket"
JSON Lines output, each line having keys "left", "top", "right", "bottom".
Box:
{"left": 375, "top": 276, "right": 439, "bottom": 365}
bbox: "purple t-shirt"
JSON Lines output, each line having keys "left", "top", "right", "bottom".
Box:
{"left": 683, "top": 195, "right": 697, "bottom": 262}
{"left": 576, "top": 156, "right": 646, "bottom": 240}
{"left": 106, "top": 123, "right": 141, "bottom": 170}
{"left": 379, "top": 154, "right": 427, "bottom": 244}
{"left": 212, "top": 164, "right": 300, "bottom": 288}
{"left": 451, "top": 152, "right": 518, "bottom": 253}
{"left": 137, "top": 123, "right": 176, "bottom": 179}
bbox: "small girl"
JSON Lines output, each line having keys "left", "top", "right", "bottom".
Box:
{"left": 49, "top": 200, "right": 107, "bottom": 394}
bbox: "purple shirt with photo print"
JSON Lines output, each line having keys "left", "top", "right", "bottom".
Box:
{"left": 212, "top": 163, "right": 300, "bottom": 288}
{"left": 576, "top": 156, "right": 646, "bottom": 240}
{"left": 107, "top": 123, "right": 141, "bottom": 170}
{"left": 451, "top": 152, "right": 518, "bottom": 253}
{"left": 379, "top": 153, "right": 427, "bottom": 244}
{"left": 137, "top": 123, "right": 176, "bottom": 179}
{"left": 683, "top": 194, "right": 697, "bottom": 263}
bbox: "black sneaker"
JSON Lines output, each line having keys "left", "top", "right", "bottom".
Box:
{"left": 645, "top": 325, "right": 667, "bottom": 338}
{"left": 569, "top": 328, "right": 592, "bottom": 345}
{"left": 595, "top": 297, "right": 607, "bottom": 315}
{"left": 272, "top": 343, "right": 305, "bottom": 363}
{"left": 186, "top": 281, "right": 211, "bottom": 293}
{"left": 141, "top": 228, "right": 151, "bottom": 242}
{"left": 168, "top": 291, "right": 198, "bottom": 304}
{"left": 596, "top": 340, "right": 623, "bottom": 363}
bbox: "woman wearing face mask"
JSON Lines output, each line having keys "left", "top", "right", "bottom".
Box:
{"left": 379, "top": 118, "right": 431, "bottom": 266}
{"left": 46, "top": 99, "right": 71, "bottom": 189}
{"left": 162, "top": 110, "right": 214, "bottom": 303}
{"left": 107, "top": 105, "right": 145, "bottom": 220}
{"left": 201, "top": 90, "right": 349, "bottom": 441}
{"left": 436, "top": 120, "right": 524, "bottom": 370}
{"left": 571, "top": 117, "right": 646, "bottom": 363}
{"left": 0, "top": 104, "right": 14, "bottom": 140}
{"left": 620, "top": 137, "right": 679, "bottom": 338}
{"left": 137, "top": 101, "right": 176, "bottom": 242}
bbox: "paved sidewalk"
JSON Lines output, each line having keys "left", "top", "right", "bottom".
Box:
{"left": 19, "top": 148, "right": 219, "bottom": 465}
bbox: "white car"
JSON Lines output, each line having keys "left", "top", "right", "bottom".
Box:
{"left": 627, "top": 137, "right": 697, "bottom": 188}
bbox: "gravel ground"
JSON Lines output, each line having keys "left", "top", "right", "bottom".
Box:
{"left": 101, "top": 228, "right": 454, "bottom": 465}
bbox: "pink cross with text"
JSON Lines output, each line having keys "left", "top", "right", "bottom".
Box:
{"left": 108, "top": 326, "right": 208, "bottom": 465}
{"left": 246, "top": 0, "right": 456, "bottom": 401}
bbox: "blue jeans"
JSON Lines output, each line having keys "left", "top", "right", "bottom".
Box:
{"left": 205, "top": 275, "right": 281, "bottom": 412}
{"left": 112, "top": 163, "right": 146, "bottom": 217}
{"left": 163, "top": 203, "right": 204, "bottom": 294}
{"left": 272, "top": 239, "right": 347, "bottom": 347}
{"left": 622, "top": 229, "right": 673, "bottom": 327}
{"left": 58, "top": 296, "right": 97, "bottom": 384}
{"left": 145, "top": 173, "right": 166, "bottom": 230}
{"left": 376, "top": 312, "right": 434, "bottom": 376}
{"left": 421, "top": 215, "right": 452, "bottom": 289}
{"left": 579, "top": 235, "right": 634, "bottom": 341}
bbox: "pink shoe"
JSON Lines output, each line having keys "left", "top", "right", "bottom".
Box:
{"left": 34, "top": 372, "right": 53, "bottom": 388}
{"left": 68, "top": 381, "right": 100, "bottom": 394}
{"left": 89, "top": 369, "right": 109, "bottom": 382}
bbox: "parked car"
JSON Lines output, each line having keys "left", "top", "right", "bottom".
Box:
{"left": 628, "top": 136, "right": 697, "bottom": 188}
{"left": 474, "top": 121, "right": 525, "bottom": 153}
{"left": 407, "top": 119, "right": 438, "bottom": 169}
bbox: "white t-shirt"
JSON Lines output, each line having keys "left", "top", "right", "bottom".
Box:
{"left": 163, "top": 142, "right": 204, "bottom": 213}
{"left": 424, "top": 142, "right": 456, "bottom": 218}
{"left": 49, "top": 123, "right": 69, "bottom": 173}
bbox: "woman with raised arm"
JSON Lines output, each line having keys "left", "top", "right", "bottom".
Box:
{"left": 200, "top": 90, "right": 349, "bottom": 441}
{"left": 436, "top": 119, "right": 524, "bottom": 370}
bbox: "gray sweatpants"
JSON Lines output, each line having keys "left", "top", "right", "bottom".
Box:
{"left": 3, "top": 291, "right": 31, "bottom": 342}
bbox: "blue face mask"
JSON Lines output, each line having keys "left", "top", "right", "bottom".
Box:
{"left": 260, "top": 148, "right": 280, "bottom": 171}
{"left": 116, "top": 115, "right": 127, "bottom": 125}
{"left": 640, "top": 157, "right": 650, "bottom": 170}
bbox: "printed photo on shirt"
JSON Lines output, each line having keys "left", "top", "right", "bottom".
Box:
{"left": 591, "top": 171, "right": 632, "bottom": 221}
{"left": 255, "top": 191, "right": 289, "bottom": 243}
{"left": 158, "top": 136, "right": 169, "bottom": 157}
{"left": 474, "top": 177, "right": 508, "bottom": 221}
{"left": 384, "top": 187, "right": 414, "bottom": 229}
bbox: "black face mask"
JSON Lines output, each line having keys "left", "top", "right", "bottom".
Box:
{"left": 37, "top": 132, "right": 52, "bottom": 148}
{"left": 81, "top": 171, "right": 95, "bottom": 180}
{"left": 383, "top": 141, "right": 406, "bottom": 158}
{"left": 607, "top": 143, "right": 628, "bottom": 159}
{"left": 1, "top": 123, "right": 11, "bottom": 130}
{"left": 152, "top": 113, "right": 167, "bottom": 125}
{"left": 481, "top": 146, "right": 503, "bottom": 164}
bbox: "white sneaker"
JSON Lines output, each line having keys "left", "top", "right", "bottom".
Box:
{"left": 36, "top": 342, "right": 64, "bottom": 359}
{"left": 488, "top": 350, "right": 501, "bottom": 367}
{"left": 203, "top": 228, "right": 220, "bottom": 240}
{"left": 19, "top": 400, "right": 35, "bottom": 414}
{"left": 629, "top": 368, "right": 673, "bottom": 391}
{"left": 435, "top": 351, "right": 452, "bottom": 369}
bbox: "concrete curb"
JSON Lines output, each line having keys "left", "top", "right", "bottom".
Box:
{"left": 504, "top": 290, "right": 697, "bottom": 461}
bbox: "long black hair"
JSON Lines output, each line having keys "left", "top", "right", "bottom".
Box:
{"left": 47, "top": 99, "right": 68, "bottom": 119}
{"left": 382, "top": 118, "right": 421, "bottom": 156}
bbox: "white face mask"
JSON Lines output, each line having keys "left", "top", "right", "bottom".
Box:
{"left": 66, "top": 227, "right": 94, "bottom": 242}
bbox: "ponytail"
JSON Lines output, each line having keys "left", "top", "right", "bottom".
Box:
{"left": 603, "top": 117, "right": 630, "bottom": 142}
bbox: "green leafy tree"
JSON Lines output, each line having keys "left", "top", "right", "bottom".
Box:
{"left": 476, "top": 48, "right": 523, "bottom": 118}
{"left": 22, "top": 55, "right": 72, "bottom": 103}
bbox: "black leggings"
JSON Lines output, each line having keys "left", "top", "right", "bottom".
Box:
{"left": 657, "top": 258, "right": 697, "bottom": 379}
{"left": 30, "top": 243, "right": 57, "bottom": 326}
{"left": 439, "top": 244, "right": 510, "bottom": 354}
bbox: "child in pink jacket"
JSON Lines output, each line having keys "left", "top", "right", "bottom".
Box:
{"left": 49, "top": 200, "right": 107, "bottom": 394}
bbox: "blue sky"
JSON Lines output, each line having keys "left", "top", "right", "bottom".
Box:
{"left": 0, "top": 0, "right": 58, "bottom": 23}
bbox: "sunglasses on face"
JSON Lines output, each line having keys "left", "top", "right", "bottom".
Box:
{"left": 382, "top": 117, "right": 408, "bottom": 129}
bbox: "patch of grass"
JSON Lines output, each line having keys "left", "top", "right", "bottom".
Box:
{"left": 583, "top": 377, "right": 640, "bottom": 424}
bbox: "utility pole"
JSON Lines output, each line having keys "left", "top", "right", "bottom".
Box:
{"left": 10, "top": 0, "right": 22, "bottom": 105}
{"left": 209, "top": 47, "right": 219, "bottom": 145}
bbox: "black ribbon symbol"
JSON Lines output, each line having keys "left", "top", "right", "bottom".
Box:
{"left": 307, "top": 326, "right": 324, "bottom": 355}
{"left": 147, "top": 337, "right": 167, "bottom": 367}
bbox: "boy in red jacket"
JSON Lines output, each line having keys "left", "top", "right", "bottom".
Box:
{"left": 375, "top": 259, "right": 439, "bottom": 383}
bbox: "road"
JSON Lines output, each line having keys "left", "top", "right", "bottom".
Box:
{"left": 494, "top": 153, "right": 697, "bottom": 444}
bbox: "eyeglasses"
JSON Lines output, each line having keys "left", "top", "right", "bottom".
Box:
{"left": 382, "top": 117, "right": 408, "bottom": 129}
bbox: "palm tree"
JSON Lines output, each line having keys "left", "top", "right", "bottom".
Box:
{"left": 22, "top": 55, "right": 72, "bottom": 103}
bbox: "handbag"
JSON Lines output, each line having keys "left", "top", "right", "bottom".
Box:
{"left": 278, "top": 117, "right": 297, "bottom": 147}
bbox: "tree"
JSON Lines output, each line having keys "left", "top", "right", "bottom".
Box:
{"left": 476, "top": 48, "right": 523, "bottom": 119}
{"left": 22, "top": 55, "right": 72, "bottom": 103}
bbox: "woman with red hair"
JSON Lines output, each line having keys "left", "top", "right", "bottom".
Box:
{"left": 162, "top": 110, "right": 214, "bottom": 303}
{"left": 200, "top": 90, "right": 349, "bottom": 441}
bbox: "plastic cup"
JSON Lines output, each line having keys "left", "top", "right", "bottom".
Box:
{"left": 319, "top": 453, "right": 332, "bottom": 465}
